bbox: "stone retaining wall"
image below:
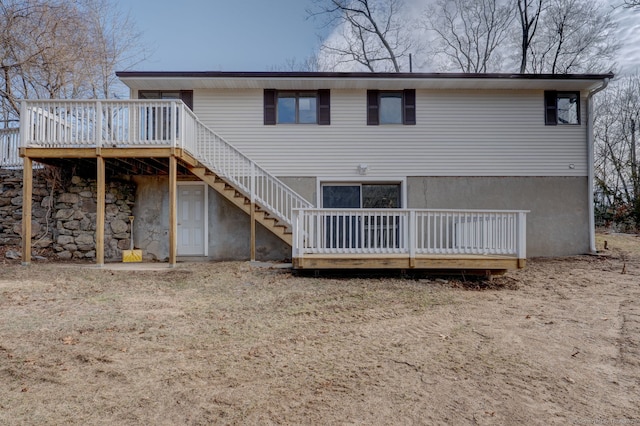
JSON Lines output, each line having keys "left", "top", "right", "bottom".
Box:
{"left": 0, "top": 168, "right": 135, "bottom": 260}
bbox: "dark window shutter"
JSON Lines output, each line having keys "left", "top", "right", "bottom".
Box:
{"left": 179, "top": 91, "right": 194, "bottom": 110}
{"left": 367, "top": 90, "right": 379, "bottom": 125}
{"left": 544, "top": 90, "right": 557, "bottom": 125}
{"left": 264, "top": 89, "right": 277, "bottom": 125}
{"left": 403, "top": 89, "right": 416, "bottom": 125}
{"left": 574, "top": 92, "right": 581, "bottom": 124}
{"left": 318, "top": 89, "right": 330, "bottom": 125}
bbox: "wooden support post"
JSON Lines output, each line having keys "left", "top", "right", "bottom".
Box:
{"left": 169, "top": 155, "right": 177, "bottom": 267}
{"left": 408, "top": 210, "right": 416, "bottom": 268}
{"left": 250, "top": 203, "right": 256, "bottom": 262}
{"left": 21, "top": 157, "right": 33, "bottom": 265}
{"left": 250, "top": 163, "right": 256, "bottom": 262}
{"left": 96, "top": 156, "right": 106, "bottom": 266}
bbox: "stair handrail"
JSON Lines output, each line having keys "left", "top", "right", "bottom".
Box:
{"left": 178, "top": 104, "right": 313, "bottom": 227}
{"left": 19, "top": 99, "right": 313, "bottom": 228}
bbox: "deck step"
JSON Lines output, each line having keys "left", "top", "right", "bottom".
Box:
{"left": 187, "top": 164, "right": 292, "bottom": 246}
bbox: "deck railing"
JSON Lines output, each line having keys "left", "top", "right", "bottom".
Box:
{"left": 292, "top": 209, "right": 528, "bottom": 259}
{"left": 21, "top": 100, "right": 312, "bottom": 227}
{"left": 179, "top": 107, "right": 313, "bottom": 225}
{"left": 1, "top": 128, "right": 21, "bottom": 168}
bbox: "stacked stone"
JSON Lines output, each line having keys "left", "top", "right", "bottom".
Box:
{"left": 54, "top": 176, "right": 135, "bottom": 260}
{"left": 0, "top": 169, "right": 50, "bottom": 248}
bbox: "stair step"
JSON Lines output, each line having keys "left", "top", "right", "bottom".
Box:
{"left": 188, "top": 160, "right": 294, "bottom": 246}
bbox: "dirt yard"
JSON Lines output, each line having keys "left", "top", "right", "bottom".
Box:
{"left": 1, "top": 233, "right": 639, "bottom": 425}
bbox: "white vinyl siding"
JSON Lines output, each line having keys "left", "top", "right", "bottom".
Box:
{"left": 193, "top": 89, "right": 587, "bottom": 177}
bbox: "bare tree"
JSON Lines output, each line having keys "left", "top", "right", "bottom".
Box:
{"left": 516, "top": 0, "right": 544, "bottom": 73}
{"left": 79, "top": 0, "right": 149, "bottom": 98}
{"left": 0, "top": 0, "right": 148, "bottom": 126}
{"left": 309, "top": 0, "right": 414, "bottom": 72}
{"left": 425, "top": 0, "right": 515, "bottom": 73}
{"left": 623, "top": 0, "right": 640, "bottom": 7}
{"left": 527, "top": 0, "right": 619, "bottom": 74}
{"left": 270, "top": 54, "right": 324, "bottom": 72}
{"left": 594, "top": 75, "right": 640, "bottom": 229}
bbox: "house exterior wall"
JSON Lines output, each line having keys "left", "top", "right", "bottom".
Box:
{"left": 186, "top": 87, "right": 590, "bottom": 257}
{"left": 406, "top": 176, "right": 589, "bottom": 257}
{"left": 131, "top": 176, "right": 290, "bottom": 261}
{"left": 272, "top": 175, "right": 588, "bottom": 257}
{"left": 192, "top": 88, "right": 588, "bottom": 178}
{"left": 125, "top": 84, "right": 593, "bottom": 259}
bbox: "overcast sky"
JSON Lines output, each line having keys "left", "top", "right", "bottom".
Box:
{"left": 121, "top": 0, "right": 319, "bottom": 71}
{"left": 120, "top": 0, "right": 640, "bottom": 74}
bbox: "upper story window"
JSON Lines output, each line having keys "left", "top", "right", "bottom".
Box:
{"left": 367, "top": 89, "right": 416, "bottom": 125}
{"left": 138, "top": 90, "right": 193, "bottom": 110}
{"left": 278, "top": 92, "right": 317, "bottom": 124}
{"left": 264, "top": 89, "right": 330, "bottom": 125}
{"left": 544, "top": 91, "right": 580, "bottom": 125}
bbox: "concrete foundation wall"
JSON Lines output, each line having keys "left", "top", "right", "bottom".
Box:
{"left": 278, "top": 177, "right": 317, "bottom": 206}
{"left": 132, "top": 176, "right": 290, "bottom": 261}
{"left": 131, "top": 175, "right": 587, "bottom": 260}
{"left": 407, "top": 176, "right": 589, "bottom": 257}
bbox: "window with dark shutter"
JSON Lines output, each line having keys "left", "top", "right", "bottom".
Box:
{"left": 367, "top": 90, "right": 380, "bottom": 125}
{"left": 265, "top": 89, "right": 329, "bottom": 125}
{"left": 544, "top": 91, "right": 580, "bottom": 125}
{"left": 139, "top": 90, "right": 194, "bottom": 110}
{"left": 545, "top": 90, "right": 558, "bottom": 125}
{"left": 264, "top": 89, "right": 277, "bottom": 125}
{"left": 403, "top": 89, "right": 416, "bottom": 125}
{"left": 318, "top": 89, "right": 331, "bottom": 125}
{"left": 368, "top": 89, "right": 416, "bottom": 125}
{"left": 179, "top": 91, "right": 193, "bottom": 110}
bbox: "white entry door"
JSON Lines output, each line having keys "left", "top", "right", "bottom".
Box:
{"left": 177, "top": 183, "right": 207, "bottom": 256}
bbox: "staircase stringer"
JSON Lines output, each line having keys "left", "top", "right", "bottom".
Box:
{"left": 179, "top": 108, "right": 313, "bottom": 247}
{"left": 187, "top": 165, "right": 292, "bottom": 246}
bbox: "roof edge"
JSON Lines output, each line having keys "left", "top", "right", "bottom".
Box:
{"left": 115, "top": 71, "right": 615, "bottom": 81}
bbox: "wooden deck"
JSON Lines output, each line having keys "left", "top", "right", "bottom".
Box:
{"left": 293, "top": 254, "right": 525, "bottom": 271}
{"left": 15, "top": 99, "right": 529, "bottom": 271}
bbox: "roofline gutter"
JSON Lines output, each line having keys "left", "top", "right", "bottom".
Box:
{"left": 115, "top": 70, "right": 616, "bottom": 81}
{"left": 587, "top": 77, "right": 610, "bottom": 254}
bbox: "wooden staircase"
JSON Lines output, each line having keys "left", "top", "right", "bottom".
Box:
{"left": 188, "top": 166, "right": 292, "bottom": 245}
{"left": 18, "top": 99, "right": 313, "bottom": 251}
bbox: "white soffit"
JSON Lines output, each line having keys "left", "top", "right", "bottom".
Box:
{"left": 118, "top": 73, "right": 611, "bottom": 92}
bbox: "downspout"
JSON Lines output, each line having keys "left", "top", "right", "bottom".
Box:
{"left": 587, "top": 77, "right": 610, "bottom": 254}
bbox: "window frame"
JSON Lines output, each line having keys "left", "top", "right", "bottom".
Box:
{"left": 319, "top": 180, "right": 405, "bottom": 209}
{"left": 138, "top": 90, "right": 194, "bottom": 110}
{"left": 277, "top": 91, "right": 318, "bottom": 124}
{"left": 367, "top": 89, "right": 416, "bottom": 126}
{"left": 264, "top": 89, "right": 330, "bottom": 125}
{"left": 544, "top": 90, "right": 581, "bottom": 125}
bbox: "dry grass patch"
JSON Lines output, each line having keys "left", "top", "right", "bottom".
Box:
{"left": 1, "top": 233, "right": 639, "bottom": 424}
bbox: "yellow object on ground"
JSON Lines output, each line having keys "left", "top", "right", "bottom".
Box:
{"left": 122, "top": 249, "right": 143, "bottom": 263}
{"left": 122, "top": 215, "right": 142, "bottom": 262}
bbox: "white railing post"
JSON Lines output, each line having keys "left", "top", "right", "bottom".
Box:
{"left": 20, "top": 101, "right": 28, "bottom": 148}
{"left": 408, "top": 210, "right": 416, "bottom": 265}
{"left": 292, "top": 209, "right": 302, "bottom": 259}
{"left": 95, "top": 101, "right": 103, "bottom": 148}
{"left": 251, "top": 162, "right": 256, "bottom": 204}
{"left": 179, "top": 102, "right": 185, "bottom": 150}
{"left": 517, "top": 211, "right": 527, "bottom": 259}
{"left": 171, "top": 101, "right": 177, "bottom": 148}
